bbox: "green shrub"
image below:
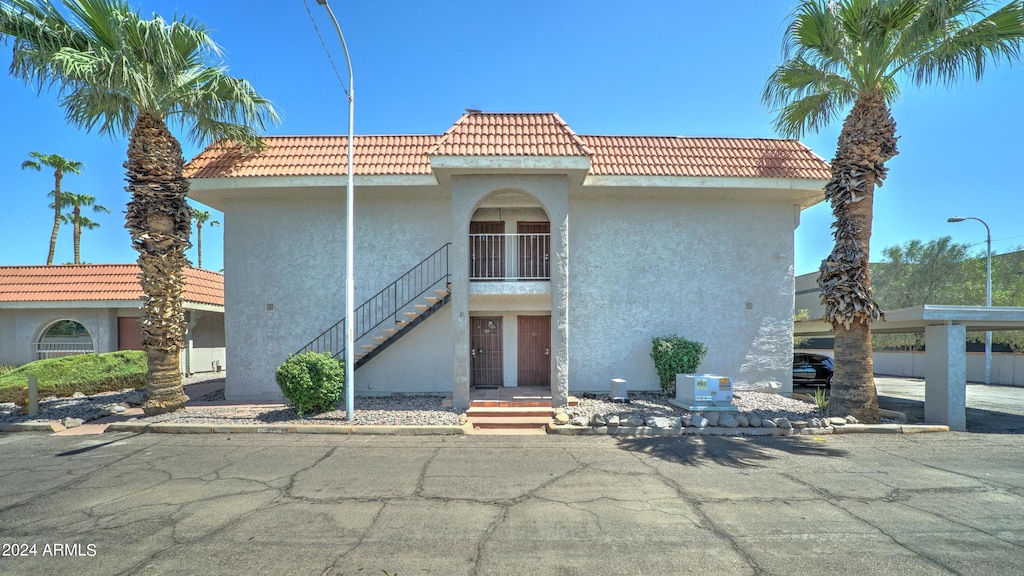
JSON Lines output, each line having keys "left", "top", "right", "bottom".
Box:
{"left": 275, "top": 352, "right": 345, "bottom": 417}
{"left": 650, "top": 335, "right": 708, "bottom": 393}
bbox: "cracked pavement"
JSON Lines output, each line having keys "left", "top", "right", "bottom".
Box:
{"left": 1, "top": 432, "right": 1022, "bottom": 575}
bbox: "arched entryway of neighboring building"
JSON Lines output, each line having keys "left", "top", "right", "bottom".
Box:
{"left": 37, "top": 319, "right": 94, "bottom": 360}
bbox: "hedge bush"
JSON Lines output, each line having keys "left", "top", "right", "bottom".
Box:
{"left": 275, "top": 351, "right": 345, "bottom": 416}
{"left": 0, "top": 351, "right": 146, "bottom": 403}
{"left": 650, "top": 335, "right": 707, "bottom": 393}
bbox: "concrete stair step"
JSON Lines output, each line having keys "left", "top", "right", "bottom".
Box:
{"left": 470, "top": 427, "right": 547, "bottom": 436}
{"left": 413, "top": 304, "right": 430, "bottom": 312}
{"left": 395, "top": 320, "right": 410, "bottom": 327}
{"left": 424, "top": 296, "right": 441, "bottom": 305}
{"left": 469, "top": 397, "right": 578, "bottom": 409}
{"left": 361, "top": 344, "right": 378, "bottom": 351}
{"left": 435, "top": 288, "right": 450, "bottom": 299}
{"left": 403, "top": 311, "right": 419, "bottom": 320}
{"left": 382, "top": 328, "right": 399, "bottom": 335}
{"left": 468, "top": 416, "right": 553, "bottom": 430}
{"left": 466, "top": 406, "right": 554, "bottom": 418}
{"left": 372, "top": 336, "right": 388, "bottom": 343}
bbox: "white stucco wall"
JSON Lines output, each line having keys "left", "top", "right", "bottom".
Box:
{"left": 184, "top": 311, "right": 226, "bottom": 375}
{"left": 222, "top": 186, "right": 452, "bottom": 401}
{"left": 568, "top": 188, "right": 798, "bottom": 394}
{"left": 0, "top": 306, "right": 224, "bottom": 374}
{"left": 0, "top": 308, "right": 117, "bottom": 365}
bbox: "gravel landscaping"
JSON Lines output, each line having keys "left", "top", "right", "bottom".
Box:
{"left": 2, "top": 372, "right": 838, "bottom": 429}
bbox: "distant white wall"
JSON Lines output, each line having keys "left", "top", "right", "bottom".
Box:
{"left": 568, "top": 188, "right": 798, "bottom": 394}
{"left": 874, "top": 350, "right": 1024, "bottom": 386}
{"left": 184, "top": 310, "right": 226, "bottom": 375}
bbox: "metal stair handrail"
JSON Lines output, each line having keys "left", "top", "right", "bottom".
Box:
{"left": 297, "top": 243, "right": 451, "bottom": 363}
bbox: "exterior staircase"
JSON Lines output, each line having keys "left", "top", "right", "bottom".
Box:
{"left": 461, "top": 390, "right": 579, "bottom": 434}
{"left": 297, "top": 244, "right": 451, "bottom": 369}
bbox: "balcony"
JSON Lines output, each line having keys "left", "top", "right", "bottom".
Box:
{"left": 470, "top": 233, "right": 550, "bottom": 281}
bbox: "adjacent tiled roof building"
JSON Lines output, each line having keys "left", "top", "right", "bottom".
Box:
{"left": 0, "top": 265, "right": 224, "bottom": 307}
{"left": 184, "top": 111, "right": 831, "bottom": 181}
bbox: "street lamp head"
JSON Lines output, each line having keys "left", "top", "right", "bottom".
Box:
{"left": 947, "top": 216, "right": 966, "bottom": 223}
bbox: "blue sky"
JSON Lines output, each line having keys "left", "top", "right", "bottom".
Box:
{"left": 2, "top": 0, "right": 1022, "bottom": 276}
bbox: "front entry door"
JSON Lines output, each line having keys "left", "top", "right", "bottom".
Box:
{"left": 517, "top": 315, "right": 551, "bottom": 387}
{"left": 471, "top": 316, "right": 503, "bottom": 388}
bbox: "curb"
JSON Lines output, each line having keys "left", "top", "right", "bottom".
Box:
{"left": 0, "top": 421, "right": 63, "bottom": 433}
{"left": 1, "top": 420, "right": 949, "bottom": 437}
{"left": 547, "top": 423, "right": 949, "bottom": 436}
{"left": 104, "top": 421, "right": 469, "bottom": 435}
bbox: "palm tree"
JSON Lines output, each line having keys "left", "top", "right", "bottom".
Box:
{"left": 59, "top": 213, "right": 101, "bottom": 263}
{"left": 2, "top": 0, "right": 277, "bottom": 415}
{"left": 191, "top": 209, "right": 220, "bottom": 269}
{"left": 20, "top": 151, "right": 83, "bottom": 265}
{"left": 56, "top": 191, "right": 108, "bottom": 264}
{"left": 763, "top": 0, "right": 1023, "bottom": 421}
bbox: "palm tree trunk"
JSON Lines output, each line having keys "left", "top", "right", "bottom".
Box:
{"left": 196, "top": 220, "right": 203, "bottom": 269}
{"left": 48, "top": 169, "right": 62, "bottom": 265}
{"left": 73, "top": 206, "right": 81, "bottom": 264}
{"left": 818, "top": 89, "right": 898, "bottom": 423}
{"left": 125, "top": 110, "right": 193, "bottom": 415}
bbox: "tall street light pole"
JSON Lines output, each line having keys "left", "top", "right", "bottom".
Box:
{"left": 316, "top": 0, "right": 356, "bottom": 420}
{"left": 948, "top": 216, "right": 992, "bottom": 385}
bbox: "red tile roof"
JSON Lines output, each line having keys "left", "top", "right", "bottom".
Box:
{"left": 429, "top": 112, "right": 594, "bottom": 157}
{"left": 184, "top": 112, "right": 830, "bottom": 181}
{"left": 582, "top": 135, "right": 830, "bottom": 179}
{"left": 0, "top": 265, "right": 224, "bottom": 307}
{"left": 185, "top": 135, "right": 435, "bottom": 178}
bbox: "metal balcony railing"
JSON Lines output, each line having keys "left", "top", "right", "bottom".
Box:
{"left": 36, "top": 341, "right": 95, "bottom": 360}
{"left": 470, "top": 233, "right": 550, "bottom": 280}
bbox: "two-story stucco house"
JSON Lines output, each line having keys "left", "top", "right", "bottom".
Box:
{"left": 185, "top": 111, "right": 830, "bottom": 409}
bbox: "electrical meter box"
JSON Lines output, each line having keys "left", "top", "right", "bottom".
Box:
{"left": 674, "top": 374, "right": 735, "bottom": 411}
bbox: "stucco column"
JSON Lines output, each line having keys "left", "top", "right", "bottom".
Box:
{"left": 549, "top": 211, "right": 569, "bottom": 407}
{"left": 924, "top": 324, "right": 967, "bottom": 431}
{"left": 450, "top": 187, "right": 472, "bottom": 411}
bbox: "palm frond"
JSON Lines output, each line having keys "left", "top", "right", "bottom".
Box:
{"left": 763, "top": 55, "right": 857, "bottom": 139}
{"left": 4, "top": 0, "right": 278, "bottom": 143}
{"left": 908, "top": 1, "right": 1024, "bottom": 85}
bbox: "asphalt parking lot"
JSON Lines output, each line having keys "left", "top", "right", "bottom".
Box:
{"left": 2, "top": 430, "right": 1023, "bottom": 576}
{"left": 796, "top": 376, "right": 1024, "bottom": 434}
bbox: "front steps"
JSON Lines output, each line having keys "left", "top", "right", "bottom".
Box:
{"left": 463, "top": 395, "right": 579, "bottom": 434}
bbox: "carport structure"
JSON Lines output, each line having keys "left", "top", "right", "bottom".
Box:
{"left": 795, "top": 305, "right": 1024, "bottom": 431}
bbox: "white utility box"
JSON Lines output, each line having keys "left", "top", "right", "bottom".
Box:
{"left": 610, "top": 378, "right": 628, "bottom": 401}
{"left": 673, "top": 373, "right": 736, "bottom": 411}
